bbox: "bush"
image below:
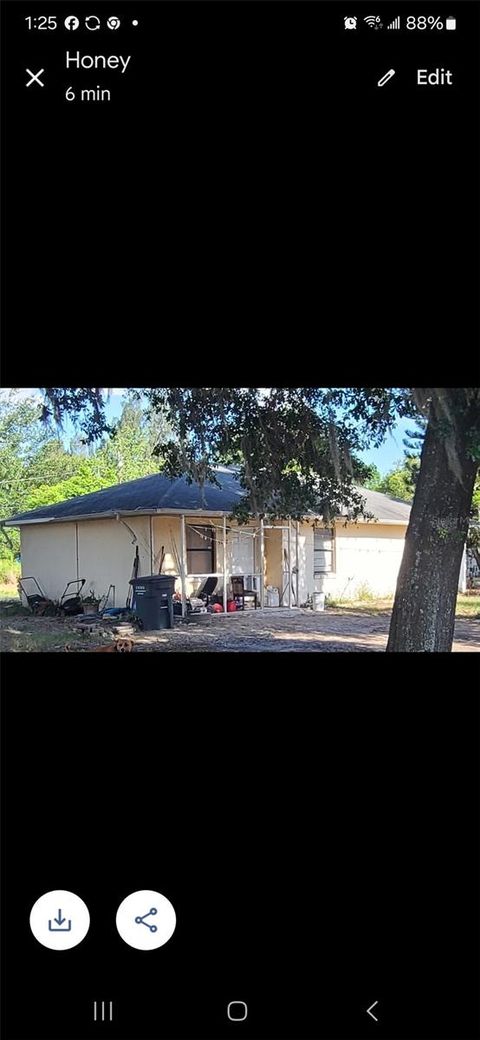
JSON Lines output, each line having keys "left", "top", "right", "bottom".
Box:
{"left": 0, "top": 560, "right": 20, "bottom": 585}
{"left": 355, "top": 582, "right": 376, "bottom": 602}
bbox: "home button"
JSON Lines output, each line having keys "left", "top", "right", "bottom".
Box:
{"left": 227, "top": 1001, "right": 248, "bottom": 1021}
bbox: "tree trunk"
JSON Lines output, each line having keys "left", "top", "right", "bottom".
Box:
{"left": 387, "top": 414, "right": 478, "bottom": 652}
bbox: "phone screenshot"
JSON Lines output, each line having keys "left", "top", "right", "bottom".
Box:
{"left": 1, "top": 3, "right": 479, "bottom": 1040}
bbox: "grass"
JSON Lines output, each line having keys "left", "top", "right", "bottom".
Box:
{"left": 0, "top": 562, "right": 20, "bottom": 585}
{"left": 326, "top": 596, "right": 394, "bottom": 615}
{"left": 456, "top": 594, "right": 480, "bottom": 618}
{"left": 0, "top": 583, "right": 20, "bottom": 600}
{"left": 326, "top": 593, "right": 480, "bottom": 618}
{"left": 0, "top": 629, "right": 71, "bottom": 652}
{"left": 0, "top": 583, "right": 30, "bottom": 617}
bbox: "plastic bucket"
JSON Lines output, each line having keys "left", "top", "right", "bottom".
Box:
{"left": 313, "top": 592, "right": 325, "bottom": 612}
{"left": 266, "top": 587, "right": 280, "bottom": 608}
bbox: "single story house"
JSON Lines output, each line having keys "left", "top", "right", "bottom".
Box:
{"left": 2, "top": 467, "right": 467, "bottom": 610}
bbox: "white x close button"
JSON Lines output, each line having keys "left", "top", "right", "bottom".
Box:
{"left": 26, "top": 68, "right": 45, "bottom": 88}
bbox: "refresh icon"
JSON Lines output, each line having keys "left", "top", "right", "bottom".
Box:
{"left": 85, "top": 15, "right": 100, "bottom": 30}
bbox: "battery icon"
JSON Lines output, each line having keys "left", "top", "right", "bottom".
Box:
{"left": 445, "top": 16, "right": 456, "bottom": 30}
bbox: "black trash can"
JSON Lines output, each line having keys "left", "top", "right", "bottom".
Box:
{"left": 130, "top": 575, "right": 177, "bottom": 631}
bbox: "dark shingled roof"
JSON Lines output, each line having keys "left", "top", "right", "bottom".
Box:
{"left": 350, "top": 487, "right": 411, "bottom": 523}
{"left": 5, "top": 468, "right": 246, "bottom": 524}
{"left": 4, "top": 469, "right": 411, "bottom": 526}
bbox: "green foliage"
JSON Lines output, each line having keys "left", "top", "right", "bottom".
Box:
{"left": 40, "top": 388, "right": 111, "bottom": 443}
{"left": 26, "top": 439, "right": 86, "bottom": 486}
{"left": 402, "top": 416, "right": 427, "bottom": 456}
{"left": 357, "top": 463, "right": 382, "bottom": 490}
{"left": 33, "top": 387, "right": 479, "bottom": 526}
{"left": 0, "top": 397, "right": 169, "bottom": 557}
{"left": 471, "top": 474, "right": 480, "bottom": 518}
{"left": 143, "top": 388, "right": 384, "bottom": 521}
{"left": 376, "top": 456, "right": 420, "bottom": 502}
{"left": 0, "top": 559, "right": 20, "bottom": 584}
{"left": 468, "top": 520, "right": 480, "bottom": 552}
{"left": 0, "top": 394, "right": 46, "bottom": 507}
{"left": 14, "top": 386, "right": 478, "bottom": 528}
{"left": 355, "top": 582, "right": 377, "bottom": 602}
{"left": 95, "top": 402, "right": 162, "bottom": 483}
{"left": 0, "top": 392, "right": 51, "bottom": 559}
{"left": 24, "top": 460, "right": 117, "bottom": 510}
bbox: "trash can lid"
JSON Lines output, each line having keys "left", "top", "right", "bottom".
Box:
{"left": 130, "top": 574, "right": 178, "bottom": 586}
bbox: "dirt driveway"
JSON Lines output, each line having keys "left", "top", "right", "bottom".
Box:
{"left": 134, "top": 607, "right": 480, "bottom": 652}
{"left": 3, "top": 606, "right": 477, "bottom": 652}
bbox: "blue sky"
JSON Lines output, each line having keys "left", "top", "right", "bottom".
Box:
{"left": 9, "top": 389, "right": 411, "bottom": 476}
{"left": 357, "top": 416, "right": 413, "bottom": 473}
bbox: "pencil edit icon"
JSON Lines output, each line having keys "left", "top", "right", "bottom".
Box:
{"left": 378, "top": 69, "right": 396, "bottom": 87}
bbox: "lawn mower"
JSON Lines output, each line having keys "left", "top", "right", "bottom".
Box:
{"left": 17, "top": 577, "right": 86, "bottom": 617}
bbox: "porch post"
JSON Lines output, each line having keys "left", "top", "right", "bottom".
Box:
{"left": 223, "top": 516, "right": 228, "bottom": 613}
{"left": 459, "top": 544, "right": 467, "bottom": 594}
{"left": 180, "top": 514, "right": 187, "bottom": 618}
{"left": 296, "top": 521, "right": 300, "bottom": 607}
{"left": 149, "top": 516, "right": 154, "bottom": 574}
{"left": 260, "top": 518, "right": 265, "bottom": 609}
{"left": 288, "top": 521, "right": 292, "bottom": 608}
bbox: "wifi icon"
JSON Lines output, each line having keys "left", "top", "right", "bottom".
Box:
{"left": 364, "top": 15, "right": 383, "bottom": 29}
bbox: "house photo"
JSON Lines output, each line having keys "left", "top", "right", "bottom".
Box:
{"left": 3, "top": 466, "right": 452, "bottom": 616}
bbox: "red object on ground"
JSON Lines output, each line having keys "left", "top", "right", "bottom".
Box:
{"left": 227, "top": 600, "right": 237, "bottom": 613}
{"left": 212, "top": 602, "right": 223, "bottom": 613}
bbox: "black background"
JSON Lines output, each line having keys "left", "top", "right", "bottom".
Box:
{"left": 1, "top": 2, "right": 480, "bottom": 1039}
{"left": 2, "top": 666, "right": 479, "bottom": 1040}
{"left": 1, "top": 0, "right": 479, "bottom": 384}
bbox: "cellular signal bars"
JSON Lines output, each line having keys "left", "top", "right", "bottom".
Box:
{"left": 387, "top": 17, "right": 401, "bottom": 30}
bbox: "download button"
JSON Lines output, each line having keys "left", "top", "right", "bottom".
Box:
{"left": 30, "top": 890, "right": 90, "bottom": 950}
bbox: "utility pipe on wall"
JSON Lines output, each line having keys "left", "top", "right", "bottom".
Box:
{"left": 180, "top": 514, "right": 187, "bottom": 618}
{"left": 223, "top": 516, "right": 228, "bottom": 614}
{"left": 260, "top": 518, "right": 265, "bottom": 609}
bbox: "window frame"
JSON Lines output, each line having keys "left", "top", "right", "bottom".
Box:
{"left": 313, "top": 526, "right": 335, "bottom": 576}
{"left": 186, "top": 524, "right": 216, "bottom": 575}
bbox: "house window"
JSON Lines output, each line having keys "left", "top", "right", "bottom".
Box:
{"left": 314, "top": 527, "right": 335, "bottom": 574}
{"left": 186, "top": 525, "right": 215, "bottom": 575}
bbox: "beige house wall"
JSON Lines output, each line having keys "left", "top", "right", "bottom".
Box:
{"left": 151, "top": 516, "right": 181, "bottom": 578}
{"left": 265, "top": 528, "right": 283, "bottom": 591}
{"left": 19, "top": 513, "right": 412, "bottom": 609}
{"left": 313, "top": 522, "right": 407, "bottom": 600}
{"left": 20, "top": 516, "right": 152, "bottom": 606}
{"left": 332, "top": 522, "right": 407, "bottom": 598}
{"left": 297, "top": 523, "right": 315, "bottom": 605}
{"left": 77, "top": 517, "right": 151, "bottom": 604}
{"left": 19, "top": 523, "right": 77, "bottom": 602}
{"left": 20, "top": 515, "right": 291, "bottom": 606}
